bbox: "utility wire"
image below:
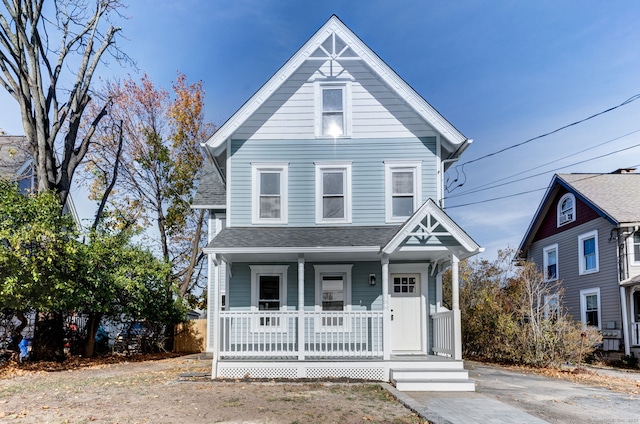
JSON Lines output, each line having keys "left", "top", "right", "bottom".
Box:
{"left": 445, "top": 94, "right": 640, "bottom": 192}
{"left": 448, "top": 129, "right": 640, "bottom": 197}
{"left": 445, "top": 136, "right": 640, "bottom": 199}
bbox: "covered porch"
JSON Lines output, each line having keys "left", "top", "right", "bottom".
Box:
{"left": 204, "top": 200, "right": 481, "bottom": 390}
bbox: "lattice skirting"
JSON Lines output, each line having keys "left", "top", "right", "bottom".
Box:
{"left": 217, "top": 365, "right": 385, "bottom": 381}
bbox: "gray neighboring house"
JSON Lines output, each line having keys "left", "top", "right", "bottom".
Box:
{"left": 0, "top": 135, "right": 80, "bottom": 226}
{"left": 518, "top": 169, "right": 640, "bottom": 357}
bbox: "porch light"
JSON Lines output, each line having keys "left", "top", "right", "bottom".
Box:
{"left": 369, "top": 274, "right": 376, "bottom": 286}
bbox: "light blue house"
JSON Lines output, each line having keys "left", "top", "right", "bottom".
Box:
{"left": 193, "top": 15, "right": 482, "bottom": 391}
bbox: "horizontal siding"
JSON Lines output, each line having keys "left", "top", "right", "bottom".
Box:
{"left": 232, "top": 59, "right": 438, "bottom": 140}
{"left": 529, "top": 218, "right": 622, "bottom": 330}
{"left": 228, "top": 262, "right": 382, "bottom": 310}
{"left": 230, "top": 137, "right": 437, "bottom": 226}
{"left": 533, "top": 188, "right": 601, "bottom": 242}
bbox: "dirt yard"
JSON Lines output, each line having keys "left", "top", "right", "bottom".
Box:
{"left": 0, "top": 355, "right": 423, "bottom": 424}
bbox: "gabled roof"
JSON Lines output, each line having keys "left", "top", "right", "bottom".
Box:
{"left": 204, "top": 15, "right": 469, "bottom": 159}
{"left": 383, "top": 198, "right": 482, "bottom": 261}
{"left": 518, "top": 172, "right": 640, "bottom": 256}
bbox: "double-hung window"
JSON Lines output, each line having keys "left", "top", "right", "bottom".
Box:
{"left": 315, "top": 83, "right": 351, "bottom": 138}
{"left": 252, "top": 163, "right": 288, "bottom": 224}
{"left": 543, "top": 244, "right": 558, "bottom": 281}
{"left": 544, "top": 293, "right": 560, "bottom": 320}
{"left": 580, "top": 288, "right": 601, "bottom": 328}
{"left": 315, "top": 162, "right": 352, "bottom": 223}
{"left": 385, "top": 161, "right": 421, "bottom": 222}
{"left": 557, "top": 193, "right": 576, "bottom": 226}
{"left": 578, "top": 230, "right": 599, "bottom": 275}
{"left": 314, "top": 265, "right": 352, "bottom": 328}
{"left": 633, "top": 232, "right": 640, "bottom": 262}
{"left": 250, "top": 265, "right": 289, "bottom": 329}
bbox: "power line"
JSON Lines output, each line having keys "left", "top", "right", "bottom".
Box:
{"left": 445, "top": 94, "right": 640, "bottom": 192}
{"left": 445, "top": 136, "right": 640, "bottom": 199}
{"left": 448, "top": 129, "right": 640, "bottom": 197}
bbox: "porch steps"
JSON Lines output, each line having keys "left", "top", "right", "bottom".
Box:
{"left": 390, "top": 367, "right": 475, "bottom": 392}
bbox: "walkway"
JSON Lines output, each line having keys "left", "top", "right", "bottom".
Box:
{"left": 389, "top": 361, "right": 640, "bottom": 424}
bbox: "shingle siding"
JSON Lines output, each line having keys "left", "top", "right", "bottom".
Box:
{"left": 529, "top": 218, "right": 622, "bottom": 330}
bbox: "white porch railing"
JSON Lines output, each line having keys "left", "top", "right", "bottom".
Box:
{"left": 218, "top": 311, "right": 383, "bottom": 359}
{"left": 632, "top": 322, "right": 640, "bottom": 346}
{"left": 432, "top": 310, "right": 454, "bottom": 357}
{"left": 304, "top": 311, "right": 383, "bottom": 358}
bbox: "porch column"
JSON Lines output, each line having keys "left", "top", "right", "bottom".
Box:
{"left": 451, "top": 253, "right": 462, "bottom": 360}
{"left": 210, "top": 254, "right": 220, "bottom": 378}
{"left": 382, "top": 254, "right": 391, "bottom": 360}
{"left": 620, "top": 286, "right": 631, "bottom": 356}
{"left": 298, "top": 255, "right": 305, "bottom": 360}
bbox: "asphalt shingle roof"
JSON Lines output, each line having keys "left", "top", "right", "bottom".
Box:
{"left": 0, "top": 136, "right": 30, "bottom": 179}
{"left": 192, "top": 165, "right": 226, "bottom": 208}
{"left": 207, "top": 226, "right": 401, "bottom": 250}
{"left": 559, "top": 173, "right": 640, "bottom": 224}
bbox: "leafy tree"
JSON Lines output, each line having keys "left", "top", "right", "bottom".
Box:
{"left": 76, "top": 228, "right": 185, "bottom": 356}
{"left": 0, "top": 179, "right": 79, "bottom": 358}
{"left": 0, "top": 180, "right": 186, "bottom": 358}
{"left": 0, "top": 0, "right": 130, "bottom": 207}
{"left": 83, "top": 73, "right": 214, "bottom": 302}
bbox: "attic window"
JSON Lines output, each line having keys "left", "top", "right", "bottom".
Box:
{"left": 316, "top": 83, "right": 351, "bottom": 138}
{"left": 557, "top": 193, "right": 575, "bottom": 227}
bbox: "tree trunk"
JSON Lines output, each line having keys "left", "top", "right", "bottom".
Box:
{"left": 33, "top": 312, "right": 65, "bottom": 361}
{"left": 83, "top": 313, "right": 102, "bottom": 357}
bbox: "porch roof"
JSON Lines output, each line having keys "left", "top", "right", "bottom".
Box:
{"left": 205, "top": 225, "right": 400, "bottom": 251}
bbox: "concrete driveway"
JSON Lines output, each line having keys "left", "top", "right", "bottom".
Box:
{"left": 393, "top": 361, "right": 640, "bottom": 424}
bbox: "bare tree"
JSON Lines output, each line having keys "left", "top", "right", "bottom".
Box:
{"left": 0, "top": 0, "right": 130, "bottom": 207}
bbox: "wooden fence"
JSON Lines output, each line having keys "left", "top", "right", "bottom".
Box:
{"left": 174, "top": 319, "right": 207, "bottom": 353}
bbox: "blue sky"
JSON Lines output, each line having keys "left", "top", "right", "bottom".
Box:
{"left": 2, "top": 1, "right": 640, "bottom": 259}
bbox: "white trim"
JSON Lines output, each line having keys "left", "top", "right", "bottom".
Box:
{"left": 580, "top": 287, "right": 601, "bottom": 329}
{"left": 544, "top": 293, "right": 560, "bottom": 319}
{"left": 204, "top": 246, "right": 381, "bottom": 255}
{"left": 578, "top": 230, "right": 599, "bottom": 275}
{"left": 313, "top": 265, "right": 353, "bottom": 330}
{"left": 542, "top": 244, "right": 559, "bottom": 281}
{"left": 313, "top": 265, "right": 353, "bottom": 311}
{"left": 251, "top": 163, "right": 289, "bottom": 224}
{"left": 632, "top": 231, "right": 640, "bottom": 264}
{"left": 250, "top": 265, "right": 289, "bottom": 311}
{"left": 384, "top": 161, "right": 422, "bottom": 223}
{"left": 557, "top": 193, "right": 576, "bottom": 227}
{"left": 314, "top": 81, "right": 352, "bottom": 138}
{"left": 315, "top": 162, "right": 352, "bottom": 224}
{"left": 204, "top": 16, "right": 468, "bottom": 154}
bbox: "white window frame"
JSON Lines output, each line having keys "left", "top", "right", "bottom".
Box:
{"left": 384, "top": 161, "right": 422, "bottom": 223}
{"left": 633, "top": 232, "right": 640, "bottom": 263}
{"left": 557, "top": 193, "right": 576, "bottom": 227}
{"left": 314, "top": 82, "right": 352, "bottom": 138}
{"left": 542, "top": 244, "right": 559, "bottom": 281}
{"left": 580, "top": 287, "right": 601, "bottom": 329}
{"left": 251, "top": 163, "right": 288, "bottom": 224}
{"left": 544, "top": 293, "right": 560, "bottom": 320}
{"left": 313, "top": 265, "right": 353, "bottom": 330}
{"left": 250, "top": 265, "right": 289, "bottom": 331}
{"left": 578, "top": 230, "right": 599, "bottom": 275}
{"left": 315, "top": 162, "right": 352, "bottom": 224}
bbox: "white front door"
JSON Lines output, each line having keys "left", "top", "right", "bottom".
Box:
{"left": 390, "top": 273, "right": 422, "bottom": 352}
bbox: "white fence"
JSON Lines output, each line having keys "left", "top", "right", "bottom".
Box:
{"left": 218, "top": 311, "right": 383, "bottom": 359}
